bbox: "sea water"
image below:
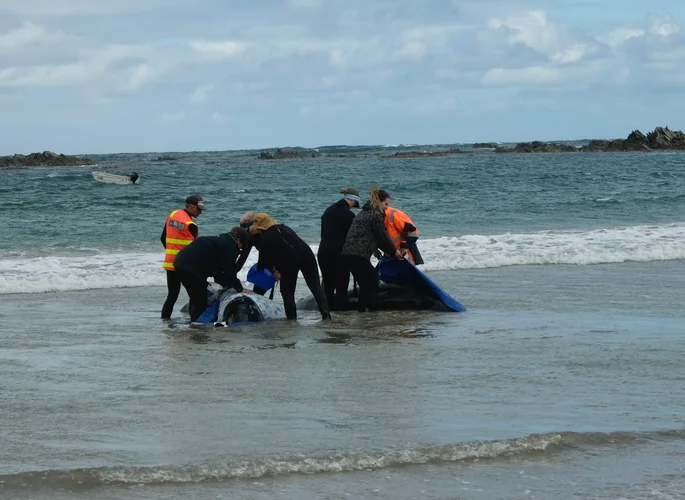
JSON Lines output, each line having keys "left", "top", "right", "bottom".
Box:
{"left": 1, "top": 149, "right": 684, "bottom": 499}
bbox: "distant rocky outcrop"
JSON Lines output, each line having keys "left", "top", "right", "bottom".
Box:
{"left": 472, "top": 142, "right": 498, "bottom": 149}
{"left": 151, "top": 155, "right": 180, "bottom": 162}
{"left": 259, "top": 148, "right": 319, "bottom": 160}
{"left": 581, "top": 127, "right": 685, "bottom": 152}
{"left": 0, "top": 151, "right": 93, "bottom": 169}
{"left": 495, "top": 142, "right": 578, "bottom": 153}
{"left": 381, "top": 148, "right": 465, "bottom": 158}
{"left": 496, "top": 127, "right": 685, "bottom": 154}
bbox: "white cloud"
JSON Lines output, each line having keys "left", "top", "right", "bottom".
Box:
{"left": 0, "top": 0, "right": 185, "bottom": 16}
{"left": 597, "top": 27, "right": 645, "bottom": 49}
{"left": 2, "top": 1, "right": 685, "bottom": 154}
{"left": 487, "top": 10, "right": 595, "bottom": 64}
{"left": 190, "top": 83, "right": 214, "bottom": 104}
{"left": 210, "top": 111, "right": 227, "bottom": 122}
{"left": 0, "top": 62, "right": 94, "bottom": 86}
{"left": 0, "top": 22, "right": 73, "bottom": 52}
{"left": 483, "top": 66, "right": 564, "bottom": 86}
{"left": 550, "top": 44, "right": 594, "bottom": 63}
{"left": 190, "top": 40, "right": 249, "bottom": 59}
{"left": 287, "top": 0, "right": 321, "bottom": 11}
{"left": 0, "top": 43, "right": 153, "bottom": 87}
{"left": 648, "top": 15, "right": 681, "bottom": 37}
{"left": 160, "top": 110, "right": 186, "bottom": 123}
{"left": 123, "top": 63, "right": 156, "bottom": 91}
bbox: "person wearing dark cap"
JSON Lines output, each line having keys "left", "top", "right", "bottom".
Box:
{"left": 173, "top": 227, "right": 249, "bottom": 322}
{"left": 317, "top": 188, "right": 361, "bottom": 311}
{"left": 250, "top": 213, "right": 331, "bottom": 321}
{"left": 160, "top": 195, "right": 206, "bottom": 319}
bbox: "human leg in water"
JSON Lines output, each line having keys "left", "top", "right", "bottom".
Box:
{"left": 300, "top": 253, "right": 331, "bottom": 320}
{"left": 318, "top": 250, "right": 349, "bottom": 311}
{"left": 161, "top": 270, "right": 182, "bottom": 319}
{"left": 278, "top": 267, "right": 299, "bottom": 320}
{"left": 346, "top": 256, "right": 379, "bottom": 312}
{"left": 317, "top": 250, "right": 336, "bottom": 311}
{"left": 332, "top": 255, "right": 350, "bottom": 311}
{"left": 176, "top": 270, "right": 209, "bottom": 322}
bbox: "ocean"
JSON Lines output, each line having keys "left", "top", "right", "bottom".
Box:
{"left": 2, "top": 148, "right": 684, "bottom": 499}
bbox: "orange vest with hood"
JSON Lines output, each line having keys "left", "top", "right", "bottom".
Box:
{"left": 384, "top": 207, "right": 419, "bottom": 264}
{"left": 162, "top": 210, "right": 197, "bottom": 270}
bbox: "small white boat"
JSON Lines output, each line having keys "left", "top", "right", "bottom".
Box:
{"left": 91, "top": 171, "right": 140, "bottom": 185}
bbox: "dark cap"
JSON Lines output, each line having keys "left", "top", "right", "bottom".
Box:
{"left": 185, "top": 195, "right": 206, "bottom": 210}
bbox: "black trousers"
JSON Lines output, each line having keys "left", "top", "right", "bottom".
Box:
{"left": 317, "top": 250, "right": 350, "bottom": 311}
{"left": 161, "top": 270, "right": 182, "bottom": 319}
{"left": 344, "top": 256, "right": 379, "bottom": 312}
{"left": 175, "top": 269, "right": 209, "bottom": 322}
{"left": 279, "top": 251, "right": 330, "bottom": 320}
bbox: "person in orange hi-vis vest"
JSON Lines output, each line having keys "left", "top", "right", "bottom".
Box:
{"left": 379, "top": 191, "right": 424, "bottom": 265}
{"left": 160, "top": 195, "right": 206, "bottom": 319}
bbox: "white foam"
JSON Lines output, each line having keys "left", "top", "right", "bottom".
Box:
{"left": 1, "top": 223, "right": 684, "bottom": 294}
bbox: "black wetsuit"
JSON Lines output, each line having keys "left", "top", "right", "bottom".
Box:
{"left": 318, "top": 199, "right": 355, "bottom": 311}
{"left": 160, "top": 210, "right": 197, "bottom": 319}
{"left": 235, "top": 233, "right": 267, "bottom": 295}
{"left": 173, "top": 233, "right": 243, "bottom": 322}
{"left": 257, "top": 224, "right": 330, "bottom": 320}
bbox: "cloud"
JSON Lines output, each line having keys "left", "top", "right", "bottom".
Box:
{"left": 189, "top": 83, "right": 214, "bottom": 104}
{"left": 189, "top": 39, "right": 249, "bottom": 60}
{"left": 486, "top": 10, "right": 597, "bottom": 64}
{"left": 287, "top": 0, "right": 321, "bottom": 11}
{"left": 0, "top": 42, "right": 153, "bottom": 87}
{"left": 598, "top": 28, "right": 645, "bottom": 49}
{"left": 0, "top": 22, "right": 73, "bottom": 52}
{"left": 0, "top": 0, "right": 185, "bottom": 16}
{"left": 211, "top": 111, "right": 227, "bottom": 122}
{"left": 123, "top": 63, "right": 157, "bottom": 91}
{"left": 1, "top": 0, "right": 685, "bottom": 154}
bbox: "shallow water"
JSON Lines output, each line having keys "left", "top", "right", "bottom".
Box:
{"left": 2, "top": 261, "right": 684, "bottom": 499}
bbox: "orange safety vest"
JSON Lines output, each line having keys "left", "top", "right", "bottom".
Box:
{"left": 384, "top": 207, "right": 419, "bottom": 264}
{"left": 162, "top": 210, "right": 197, "bottom": 270}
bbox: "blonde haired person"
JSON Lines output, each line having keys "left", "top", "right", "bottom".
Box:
{"left": 250, "top": 213, "right": 331, "bottom": 320}
{"left": 341, "top": 187, "right": 403, "bottom": 312}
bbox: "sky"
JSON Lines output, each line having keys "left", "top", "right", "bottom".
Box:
{"left": 0, "top": 0, "right": 684, "bottom": 154}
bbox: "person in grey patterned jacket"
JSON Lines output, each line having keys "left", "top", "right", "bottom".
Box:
{"left": 342, "top": 187, "right": 403, "bottom": 312}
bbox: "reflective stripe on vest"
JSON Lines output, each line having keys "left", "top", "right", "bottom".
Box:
{"left": 163, "top": 210, "right": 196, "bottom": 270}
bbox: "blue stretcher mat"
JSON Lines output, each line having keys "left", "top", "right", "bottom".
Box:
{"left": 378, "top": 258, "right": 467, "bottom": 313}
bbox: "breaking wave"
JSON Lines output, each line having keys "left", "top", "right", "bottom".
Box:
{"left": 1, "top": 223, "right": 684, "bottom": 294}
{"left": 1, "top": 429, "right": 682, "bottom": 489}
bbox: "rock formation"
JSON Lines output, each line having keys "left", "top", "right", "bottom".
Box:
{"left": 496, "top": 127, "right": 685, "bottom": 153}
{"left": 259, "top": 148, "right": 319, "bottom": 159}
{"left": 0, "top": 151, "right": 93, "bottom": 169}
{"left": 381, "top": 148, "right": 465, "bottom": 158}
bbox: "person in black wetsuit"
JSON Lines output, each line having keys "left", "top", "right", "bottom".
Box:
{"left": 317, "top": 188, "right": 361, "bottom": 311}
{"left": 173, "top": 227, "right": 249, "bottom": 322}
{"left": 249, "top": 213, "right": 331, "bottom": 321}
{"left": 234, "top": 211, "right": 267, "bottom": 295}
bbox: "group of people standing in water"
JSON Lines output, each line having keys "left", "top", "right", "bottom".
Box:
{"left": 160, "top": 187, "right": 423, "bottom": 322}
